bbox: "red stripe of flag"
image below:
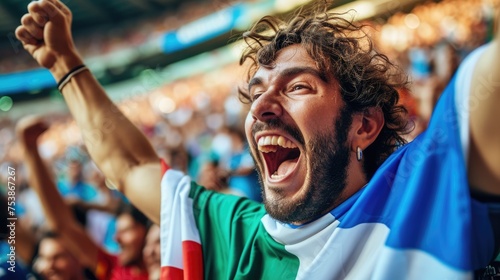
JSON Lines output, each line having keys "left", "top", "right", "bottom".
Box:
{"left": 182, "top": 240, "right": 204, "bottom": 279}
{"left": 161, "top": 266, "right": 184, "bottom": 280}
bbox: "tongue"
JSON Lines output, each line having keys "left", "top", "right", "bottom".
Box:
{"left": 276, "top": 158, "right": 299, "bottom": 176}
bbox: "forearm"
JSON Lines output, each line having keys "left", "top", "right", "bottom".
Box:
{"left": 23, "top": 146, "right": 75, "bottom": 231}
{"left": 22, "top": 144, "right": 99, "bottom": 269}
{"left": 52, "top": 54, "right": 159, "bottom": 191}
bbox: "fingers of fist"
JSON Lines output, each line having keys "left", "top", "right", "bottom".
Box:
{"left": 28, "top": 2, "right": 50, "bottom": 26}
{"left": 15, "top": 0, "right": 71, "bottom": 45}
{"left": 20, "top": 14, "right": 43, "bottom": 41}
{"left": 15, "top": 25, "right": 38, "bottom": 46}
{"left": 16, "top": 116, "right": 49, "bottom": 142}
{"left": 29, "top": 0, "right": 63, "bottom": 22}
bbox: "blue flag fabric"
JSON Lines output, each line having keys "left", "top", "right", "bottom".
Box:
{"left": 329, "top": 44, "right": 496, "bottom": 274}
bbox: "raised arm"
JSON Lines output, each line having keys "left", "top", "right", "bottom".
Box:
{"left": 468, "top": 7, "right": 500, "bottom": 195}
{"left": 15, "top": 0, "right": 161, "bottom": 223}
{"left": 16, "top": 116, "right": 100, "bottom": 271}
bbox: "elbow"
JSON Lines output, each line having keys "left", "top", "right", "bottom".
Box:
{"left": 105, "top": 154, "right": 159, "bottom": 187}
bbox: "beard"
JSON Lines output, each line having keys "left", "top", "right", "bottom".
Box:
{"left": 252, "top": 107, "right": 353, "bottom": 224}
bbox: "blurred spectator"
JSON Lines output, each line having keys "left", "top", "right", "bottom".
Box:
{"left": 57, "top": 159, "right": 97, "bottom": 203}
{"left": 198, "top": 159, "right": 243, "bottom": 196}
{"left": 18, "top": 181, "right": 46, "bottom": 235}
{"left": 16, "top": 117, "right": 150, "bottom": 280}
{"left": 408, "top": 45, "right": 432, "bottom": 82}
{"left": 142, "top": 224, "right": 161, "bottom": 280}
{"left": 218, "top": 127, "right": 262, "bottom": 201}
{"left": 33, "top": 232, "right": 89, "bottom": 280}
{"left": 97, "top": 205, "right": 149, "bottom": 279}
{"left": 77, "top": 167, "right": 122, "bottom": 254}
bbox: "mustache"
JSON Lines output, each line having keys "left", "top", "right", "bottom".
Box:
{"left": 251, "top": 119, "right": 305, "bottom": 146}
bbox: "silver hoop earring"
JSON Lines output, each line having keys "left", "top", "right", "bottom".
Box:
{"left": 356, "top": 147, "right": 363, "bottom": 161}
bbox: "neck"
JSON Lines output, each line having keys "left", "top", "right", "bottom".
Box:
{"left": 342, "top": 156, "right": 368, "bottom": 203}
{"left": 323, "top": 156, "right": 368, "bottom": 219}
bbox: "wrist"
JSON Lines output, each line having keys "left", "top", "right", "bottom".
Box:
{"left": 21, "top": 142, "right": 39, "bottom": 153}
{"left": 49, "top": 51, "right": 84, "bottom": 82}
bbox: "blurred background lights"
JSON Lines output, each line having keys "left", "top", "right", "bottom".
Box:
{"left": 158, "top": 96, "right": 176, "bottom": 114}
{"left": 405, "top": 13, "right": 421, "bottom": 29}
{"left": 0, "top": 96, "right": 13, "bottom": 112}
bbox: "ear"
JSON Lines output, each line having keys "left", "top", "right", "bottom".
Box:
{"left": 350, "top": 107, "right": 384, "bottom": 152}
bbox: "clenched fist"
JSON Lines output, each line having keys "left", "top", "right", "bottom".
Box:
{"left": 15, "top": 0, "right": 83, "bottom": 81}
{"left": 16, "top": 115, "right": 49, "bottom": 150}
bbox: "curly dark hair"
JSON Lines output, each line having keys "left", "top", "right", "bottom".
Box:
{"left": 239, "top": 5, "right": 411, "bottom": 179}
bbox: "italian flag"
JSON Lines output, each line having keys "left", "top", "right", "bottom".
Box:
{"left": 158, "top": 160, "right": 479, "bottom": 280}
{"left": 160, "top": 160, "right": 203, "bottom": 279}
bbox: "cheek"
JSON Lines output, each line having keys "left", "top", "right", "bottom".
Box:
{"left": 154, "top": 246, "right": 161, "bottom": 256}
{"left": 121, "top": 232, "right": 134, "bottom": 246}
{"left": 244, "top": 114, "right": 253, "bottom": 136}
{"left": 244, "top": 114, "right": 258, "bottom": 152}
{"left": 142, "top": 246, "right": 151, "bottom": 257}
{"left": 302, "top": 108, "right": 337, "bottom": 137}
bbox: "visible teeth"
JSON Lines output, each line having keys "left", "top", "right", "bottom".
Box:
{"left": 272, "top": 136, "right": 278, "bottom": 145}
{"left": 277, "top": 136, "right": 285, "bottom": 147}
{"left": 257, "top": 135, "right": 297, "bottom": 152}
{"left": 260, "top": 146, "right": 278, "bottom": 153}
{"left": 271, "top": 172, "right": 285, "bottom": 180}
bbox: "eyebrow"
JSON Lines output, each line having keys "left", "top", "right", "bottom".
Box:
{"left": 248, "top": 77, "right": 263, "bottom": 93}
{"left": 248, "top": 66, "right": 327, "bottom": 93}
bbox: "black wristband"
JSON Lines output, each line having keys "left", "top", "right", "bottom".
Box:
{"left": 57, "top": 64, "right": 88, "bottom": 92}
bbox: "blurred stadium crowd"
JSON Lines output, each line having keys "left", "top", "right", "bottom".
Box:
{"left": 1, "top": 0, "right": 499, "bottom": 279}
{"left": 0, "top": 0, "right": 240, "bottom": 74}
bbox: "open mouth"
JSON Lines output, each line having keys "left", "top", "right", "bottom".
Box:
{"left": 257, "top": 135, "right": 301, "bottom": 181}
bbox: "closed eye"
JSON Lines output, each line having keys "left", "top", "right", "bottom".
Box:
{"left": 290, "top": 84, "right": 310, "bottom": 92}
{"left": 252, "top": 93, "right": 262, "bottom": 102}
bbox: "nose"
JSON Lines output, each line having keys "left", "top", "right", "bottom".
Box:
{"left": 250, "top": 90, "right": 283, "bottom": 122}
{"left": 115, "top": 232, "right": 122, "bottom": 244}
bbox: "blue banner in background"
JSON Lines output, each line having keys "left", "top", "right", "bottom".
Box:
{"left": 0, "top": 3, "right": 245, "bottom": 95}
{"left": 0, "top": 68, "right": 55, "bottom": 95}
{"left": 0, "top": 1, "right": 260, "bottom": 95}
{"left": 161, "top": 4, "right": 244, "bottom": 53}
